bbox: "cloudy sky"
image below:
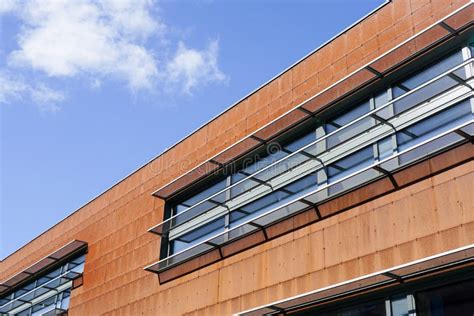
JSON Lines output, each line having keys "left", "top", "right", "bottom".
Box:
{"left": 0, "top": 0, "right": 383, "bottom": 258}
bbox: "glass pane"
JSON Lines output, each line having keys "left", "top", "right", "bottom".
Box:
{"left": 162, "top": 242, "right": 213, "bottom": 268}
{"left": 328, "top": 168, "right": 382, "bottom": 198}
{"left": 377, "top": 136, "right": 393, "bottom": 160}
{"left": 206, "top": 224, "right": 258, "bottom": 246}
{"left": 17, "top": 309, "right": 31, "bottom": 316}
{"left": 416, "top": 279, "right": 474, "bottom": 316}
{"left": 296, "top": 299, "right": 386, "bottom": 315}
{"left": 240, "top": 149, "right": 288, "bottom": 175}
{"left": 374, "top": 90, "right": 389, "bottom": 108}
{"left": 284, "top": 130, "right": 317, "bottom": 152}
{"left": 394, "top": 76, "right": 457, "bottom": 114}
{"left": 327, "top": 146, "right": 374, "bottom": 181}
{"left": 327, "top": 116, "right": 374, "bottom": 149}
{"left": 179, "top": 178, "right": 228, "bottom": 211}
{"left": 391, "top": 295, "right": 410, "bottom": 316}
{"left": 400, "top": 50, "right": 463, "bottom": 89}
{"left": 331, "top": 100, "right": 371, "bottom": 126}
{"left": 253, "top": 152, "right": 310, "bottom": 182}
{"left": 173, "top": 216, "right": 225, "bottom": 245}
{"left": 398, "top": 133, "right": 462, "bottom": 167}
{"left": 460, "top": 122, "right": 474, "bottom": 136}
{"left": 61, "top": 294, "right": 71, "bottom": 310}
{"left": 397, "top": 99, "right": 472, "bottom": 152}
{"left": 230, "top": 174, "right": 260, "bottom": 198}
{"left": 172, "top": 201, "right": 218, "bottom": 227}
{"left": 253, "top": 200, "right": 309, "bottom": 227}
{"left": 326, "top": 101, "right": 372, "bottom": 149}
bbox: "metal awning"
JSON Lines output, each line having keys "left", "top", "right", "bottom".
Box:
{"left": 236, "top": 244, "right": 474, "bottom": 315}
{"left": 151, "top": 3, "right": 473, "bottom": 201}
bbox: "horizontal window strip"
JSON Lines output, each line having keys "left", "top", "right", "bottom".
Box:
{"left": 145, "top": 119, "right": 474, "bottom": 275}
{"left": 0, "top": 254, "right": 85, "bottom": 315}
{"left": 149, "top": 59, "right": 473, "bottom": 239}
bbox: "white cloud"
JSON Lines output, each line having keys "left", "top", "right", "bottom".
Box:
{"left": 8, "top": 0, "right": 160, "bottom": 91}
{"left": 0, "top": 73, "right": 64, "bottom": 112}
{"left": 0, "top": 73, "right": 27, "bottom": 103}
{"left": 0, "top": 0, "right": 17, "bottom": 14}
{"left": 1, "top": 0, "right": 227, "bottom": 110}
{"left": 29, "top": 84, "right": 64, "bottom": 112}
{"left": 167, "top": 40, "right": 227, "bottom": 94}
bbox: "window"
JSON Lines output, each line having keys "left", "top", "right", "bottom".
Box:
{"left": 0, "top": 254, "right": 85, "bottom": 316}
{"left": 293, "top": 279, "right": 474, "bottom": 316}
{"left": 152, "top": 44, "right": 474, "bottom": 272}
{"left": 416, "top": 279, "right": 474, "bottom": 316}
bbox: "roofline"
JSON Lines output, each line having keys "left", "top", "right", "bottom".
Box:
{"left": 1, "top": 0, "right": 391, "bottom": 261}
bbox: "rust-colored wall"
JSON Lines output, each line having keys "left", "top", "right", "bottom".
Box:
{"left": 1, "top": 0, "right": 472, "bottom": 315}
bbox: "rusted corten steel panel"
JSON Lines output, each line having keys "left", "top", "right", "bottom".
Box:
{"left": 1, "top": 1, "right": 472, "bottom": 315}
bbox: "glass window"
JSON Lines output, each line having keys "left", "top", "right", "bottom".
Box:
{"left": 297, "top": 299, "right": 386, "bottom": 315}
{"left": 416, "top": 279, "right": 474, "bottom": 316}
{"left": 230, "top": 173, "right": 260, "bottom": 198}
{"left": 393, "top": 76, "right": 458, "bottom": 114}
{"left": 328, "top": 146, "right": 374, "bottom": 182}
{"left": 326, "top": 100, "right": 372, "bottom": 149}
{"left": 285, "top": 130, "right": 317, "bottom": 152}
{"left": 162, "top": 46, "right": 471, "bottom": 264}
{"left": 0, "top": 255, "right": 85, "bottom": 315}
{"left": 398, "top": 50, "right": 463, "bottom": 90}
{"left": 392, "top": 50, "right": 463, "bottom": 114}
{"left": 397, "top": 99, "right": 472, "bottom": 151}
{"left": 391, "top": 295, "right": 411, "bottom": 316}
{"left": 377, "top": 136, "right": 393, "bottom": 160}
{"left": 240, "top": 149, "right": 288, "bottom": 175}
{"left": 177, "top": 178, "right": 228, "bottom": 213}
{"left": 172, "top": 216, "right": 226, "bottom": 253}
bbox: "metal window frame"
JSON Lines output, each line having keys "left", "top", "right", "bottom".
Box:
{"left": 145, "top": 116, "right": 474, "bottom": 273}
{"left": 0, "top": 256, "right": 85, "bottom": 315}
{"left": 169, "top": 80, "right": 472, "bottom": 240}
{"left": 150, "top": 58, "right": 473, "bottom": 242}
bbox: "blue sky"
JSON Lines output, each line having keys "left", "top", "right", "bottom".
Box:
{"left": 0, "top": 0, "right": 384, "bottom": 259}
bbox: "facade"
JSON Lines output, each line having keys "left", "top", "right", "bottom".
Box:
{"left": 1, "top": 0, "right": 474, "bottom": 315}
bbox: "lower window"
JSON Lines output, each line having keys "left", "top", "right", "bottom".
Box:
{"left": 295, "top": 278, "right": 474, "bottom": 316}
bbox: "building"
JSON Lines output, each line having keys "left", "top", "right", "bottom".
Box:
{"left": 1, "top": 0, "right": 473, "bottom": 315}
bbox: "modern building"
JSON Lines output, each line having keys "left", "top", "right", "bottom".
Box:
{"left": 1, "top": 0, "right": 473, "bottom": 315}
